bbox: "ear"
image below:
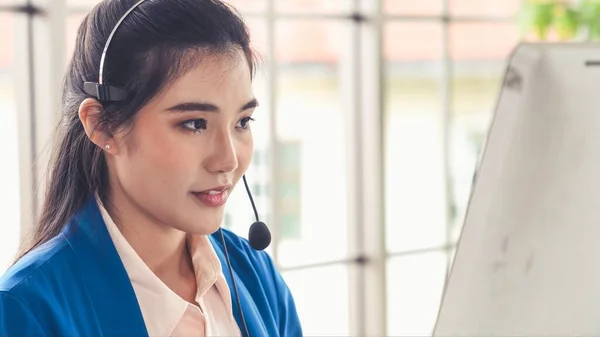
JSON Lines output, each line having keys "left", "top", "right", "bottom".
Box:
{"left": 78, "top": 98, "right": 116, "bottom": 153}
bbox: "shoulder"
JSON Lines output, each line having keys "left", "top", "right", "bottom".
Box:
{"left": 0, "top": 291, "right": 45, "bottom": 335}
{"left": 0, "top": 234, "right": 74, "bottom": 336}
{"left": 0, "top": 233, "right": 72, "bottom": 293}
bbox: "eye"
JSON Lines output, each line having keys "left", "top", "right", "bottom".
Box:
{"left": 181, "top": 118, "right": 207, "bottom": 134}
{"left": 236, "top": 116, "right": 255, "bottom": 130}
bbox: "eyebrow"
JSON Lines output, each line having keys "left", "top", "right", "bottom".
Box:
{"left": 166, "top": 98, "right": 259, "bottom": 113}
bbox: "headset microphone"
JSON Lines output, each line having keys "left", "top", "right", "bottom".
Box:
{"left": 242, "top": 175, "right": 271, "bottom": 250}
{"left": 221, "top": 175, "right": 271, "bottom": 337}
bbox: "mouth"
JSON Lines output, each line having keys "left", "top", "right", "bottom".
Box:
{"left": 192, "top": 185, "right": 231, "bottom": 207}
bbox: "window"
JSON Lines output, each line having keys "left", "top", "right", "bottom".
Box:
{"left": 18, "top": 0, "right": 523, "bottom": 335}
{"left": 0, "top": 12, "right": 20, "bottom": 273}
{"left": 250, "top": 183, "right": 263, "bottom": 197}
{"left": 277, "top": 141, "right": 301, "bottom": 240}
{"left": 274, "top": 20, "right": 351, "bottom": 270}
{"left": 222, "top": 213, "right": 232, "bottom": 230}
{"left": 385, "top": 0, "right": 442, "bottom": 15}
{"left": 387, "top": 251, "right": 448, "bottom": 336}
{"left": 282, "top": 264, "right": 350, "bottom": 335}
{"left": 384, "top": 2, "right": 519, "bottom": 336}
{"left": 384, "top": 22, "right": 447, "bottom": 253}
{"left": 449, "top": 0, "right": 521, "bottom": 16}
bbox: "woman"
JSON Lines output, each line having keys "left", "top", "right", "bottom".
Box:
{"left": 0, "top": 0, "right": 302, "bottom": 336}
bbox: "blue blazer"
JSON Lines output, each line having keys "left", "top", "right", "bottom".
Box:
{"left": 0, "top": 197, "right": 302, "bottom": 337}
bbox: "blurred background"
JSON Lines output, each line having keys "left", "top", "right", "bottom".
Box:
{"left": 0, "top": 0, "right": 595, "bottom": 335}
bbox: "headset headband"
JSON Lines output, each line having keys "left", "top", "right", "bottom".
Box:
{"left": 83, "top": 0, "right": 147, "bottom": 102}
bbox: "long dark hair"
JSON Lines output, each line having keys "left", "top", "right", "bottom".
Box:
{"left": 18, "top": 0, "right": 256, "bottom": 259}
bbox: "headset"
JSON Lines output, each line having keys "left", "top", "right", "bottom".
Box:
{"left": 82, "top": 1, "right": 272, "bottom": 336}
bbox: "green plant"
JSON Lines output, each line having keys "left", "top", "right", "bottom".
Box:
{"left": 579, "top": 0, "right": 600, "bottom": 39}
{"left": 520, "top": 0, "right": 600, "bottom": 41}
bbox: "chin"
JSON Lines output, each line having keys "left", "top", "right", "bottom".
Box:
{"left": 203, "top": 220, "right": 224, "bottom": 235}
{"left": 176, "top": 196, "right": 226, "bottom": 235}
{"left": 178, "top": 223, "right": 221, "bottom": 236}
{"left": 182, "top": 212, "right": 223, "bottom": 235}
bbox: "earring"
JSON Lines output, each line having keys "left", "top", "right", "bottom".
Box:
{"left": 104, "top": 144, "right": 111, "bottom": 150}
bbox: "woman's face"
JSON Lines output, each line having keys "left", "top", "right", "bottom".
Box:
{"left": 106, "top": 49, "right": 255, "bottom": 235}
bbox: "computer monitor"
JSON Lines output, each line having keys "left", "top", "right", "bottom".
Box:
{"left": 434, "top": 42, "right": 600, "bottom": 336}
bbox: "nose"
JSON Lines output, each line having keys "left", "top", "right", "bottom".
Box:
{"left": 204, "top": 129, "right": 239, "bottom": 174}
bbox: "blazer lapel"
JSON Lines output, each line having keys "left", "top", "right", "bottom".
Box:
{"left": 62, "top": 197, "right": 148, "bottom": 337}
{"left": 209, "top": 233, "right": 269, "bottom": 337}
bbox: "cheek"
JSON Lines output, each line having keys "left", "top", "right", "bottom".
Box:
{"left": 121, "top": 123, "right": 198, "bottom": 185}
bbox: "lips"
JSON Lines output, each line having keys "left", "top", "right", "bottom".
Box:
{"left": 192, "top": 185, "right": 231, "bottom": 207}
{"left": 204, "top": 190, "right": 224, "bottom": 195}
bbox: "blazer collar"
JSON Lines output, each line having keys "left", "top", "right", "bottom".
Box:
{"left": 62, "top": 196, "right": 149, "bottom": 337}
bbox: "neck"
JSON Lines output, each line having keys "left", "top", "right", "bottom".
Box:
{"left": 103, "top": 188, "right": 192, "bottom": 278}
